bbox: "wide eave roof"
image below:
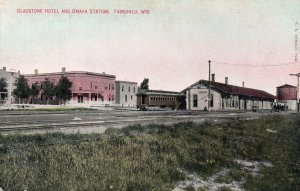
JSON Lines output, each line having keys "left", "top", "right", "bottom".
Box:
{"left": 182, "top": 80, "right": 276, "bottom": 100}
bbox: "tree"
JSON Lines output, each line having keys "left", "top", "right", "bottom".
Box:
{"left": 30, "top": 82, "right": 40, "bottom": 104}
{"left": 13, "top": 75, "right": 31, "bottom": 104}
{"left": 0, "top": 78, "right": 7, "bottom": 92}
{"left": 56, "top": 75, "right": 72, "bottom": 104}
{"left": 140, "top": 78, "right": 149, "bottom": 90}
{"left": 42, "top": 79, "right": 56, "bottom": 104}
{"left": 0, "top": 78, "right": 8, "bottom": 102}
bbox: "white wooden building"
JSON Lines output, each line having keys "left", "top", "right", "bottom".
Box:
{"left": 181, "top": 78, "right": 275, "bottom": 111}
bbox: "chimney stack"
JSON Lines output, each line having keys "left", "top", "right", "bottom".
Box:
{"left": 225, "top": 77, "right": 228, "bottom": 85}
{"left": 18, "top": 70, "right": 20, "bottom": 74}
{"left": 242, "top": 82, "right": 245, "bottom": 88}
{"left": 211, "top": 74, "right": 215, "bottom": 82}
{"left": 34, "top": 69, "right": 38, "bottom": 75}
{"left": 3, "top": 67, "right": 6, "bottom": 71}
{"left": 62, "top": 67, "right": 66, "bottom": 74}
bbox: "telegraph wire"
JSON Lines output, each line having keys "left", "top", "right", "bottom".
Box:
{"left": 210, "top": 60, "right": 299, "bottom": 67}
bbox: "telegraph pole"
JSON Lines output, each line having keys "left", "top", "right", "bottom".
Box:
{"left": 290, "top": 73, "right": 300, "bottom": 112}
{"left": 208, "top": 60, "right": 211, "bottom": 111}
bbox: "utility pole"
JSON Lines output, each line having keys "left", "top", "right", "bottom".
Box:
{"left": 290, "top": 73, "right": 300, "bottom": 112}
{"left": 208, "top": 60, "right": 211, "bottom": 111}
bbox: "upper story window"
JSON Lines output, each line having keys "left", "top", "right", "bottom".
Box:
{"left": 122, "top": 86, "right": 124, "bottom": 92}
{"left": 133, "top": 87, "right": 136, "bottom": 93}
{"left": 128, "top": 86, "right": 130, "bottom": 92}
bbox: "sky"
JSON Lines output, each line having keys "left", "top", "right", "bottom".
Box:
{"left": 0, "top": 0, "right": 299, "bottom": 95}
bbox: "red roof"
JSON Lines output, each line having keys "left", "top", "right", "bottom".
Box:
{"left": 276, "top": 84, "right": 297, "bottom": 88}
{"left": 182, "top": 80, "right": 276, "bottom": 100}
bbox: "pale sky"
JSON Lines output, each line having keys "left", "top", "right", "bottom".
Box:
{"left": 0, "top": 0, "right": 299, "bottom": 95}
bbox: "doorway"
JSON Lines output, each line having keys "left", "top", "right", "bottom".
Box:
{"left": 78, "top": 96, "right": 83, "bottom": 103}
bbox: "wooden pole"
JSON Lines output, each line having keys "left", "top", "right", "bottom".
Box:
{"left": 208, "top": 60, "right": 211, "bottom": 111}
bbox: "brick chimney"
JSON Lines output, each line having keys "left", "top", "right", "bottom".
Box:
{"left": 225, "top": 77, "right": 228, "bottom": 85}
{"left": 3, "top": 67, "right": 6, "bottom": 71}
{"left": 34, "top": 69, "right": 38, "bottom": 75}
{"left": 62, "top": 67, "right": 66, "bottom": 74}
{"left": 242, "top": 81, "right": 245, "bottom": 88}
{"left": 211, "top": 74, "right": 215, "bottom": 82}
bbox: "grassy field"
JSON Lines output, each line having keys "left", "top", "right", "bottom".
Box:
{"left": 0, "top": 114, "right": 299, "bottom": 191}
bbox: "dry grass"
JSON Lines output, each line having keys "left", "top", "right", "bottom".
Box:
{"left": 0, "top": 114, "right": 299, "bottom": 191}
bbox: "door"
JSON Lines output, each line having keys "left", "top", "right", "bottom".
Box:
{"left": 78, "top": 96, "right": 83, "bottom": 103}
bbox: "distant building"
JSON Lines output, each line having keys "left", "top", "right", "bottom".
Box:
{"left": 181, "top": 76, "right": 275, "bottom": 111}
{"left": 0, "top": 67, "right": 20, "bottom": 104}
{"left": 115, "top": 81, "right": 138, "bottom": 107}
{"left": 25, "top": 67, "right": 115, "bottom": 104}
{"left": 136, "top": 89, "right": 185, "bottom": 110}
{"left": 276, "top": 84, "right": 297, "bottom": 110}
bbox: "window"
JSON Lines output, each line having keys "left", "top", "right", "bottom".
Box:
{"left": 112, "top": 85, "right": 114, "bottom": 90}
{"left": 109, "top": 84, "right": 111, "bottom": 90}
{"left": 210, "top": 94, "right": 214, "bottom": 107}
{"left": 79, "top": 87, "right": 82, "bottom": 90}
{"left": 122, "top": 86, "right": 124, "bottom": 92}
{"left": 91, "top": 82, "right": 93, "bottom": 89}
{"left": 193, "top": 94, "right": 198, "bottom": 107}
{"left": 128, "top": 86, "right": 130, "bottom": 92}
{"left": 112, "top": 95, "right": 114, "bottom": 101}
{"left": 95, "top": 86, "right": 97, "bottom": 89}
{"left": 131, "top": 95, "right": 133, "bottom": 100}
{"left": 125, "top": 95, "right": 127, "bottom": 102}
{"left": 133, "top": 87, "right": 136, "bottom": 93}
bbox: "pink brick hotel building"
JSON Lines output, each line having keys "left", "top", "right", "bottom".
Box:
{"left": 25, "top": 68, "right": 116, "bottom": 103}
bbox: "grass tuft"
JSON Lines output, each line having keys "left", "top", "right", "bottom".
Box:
{"left": 0, "top": 114, "right": 299, "bottom": 190}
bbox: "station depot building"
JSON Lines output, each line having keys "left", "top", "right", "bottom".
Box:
{"left": 181, "top": 76, "right": 276, "bottom": 111}
{"left": 25, "top": 68, "right": 116, "bottom": 104}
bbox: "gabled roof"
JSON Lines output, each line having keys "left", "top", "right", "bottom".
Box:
{"left": 181, "top": 80, "right": 276, "bottom": 100}
{"left": 276, "top": 84, "right": 297, "bottom": 88}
